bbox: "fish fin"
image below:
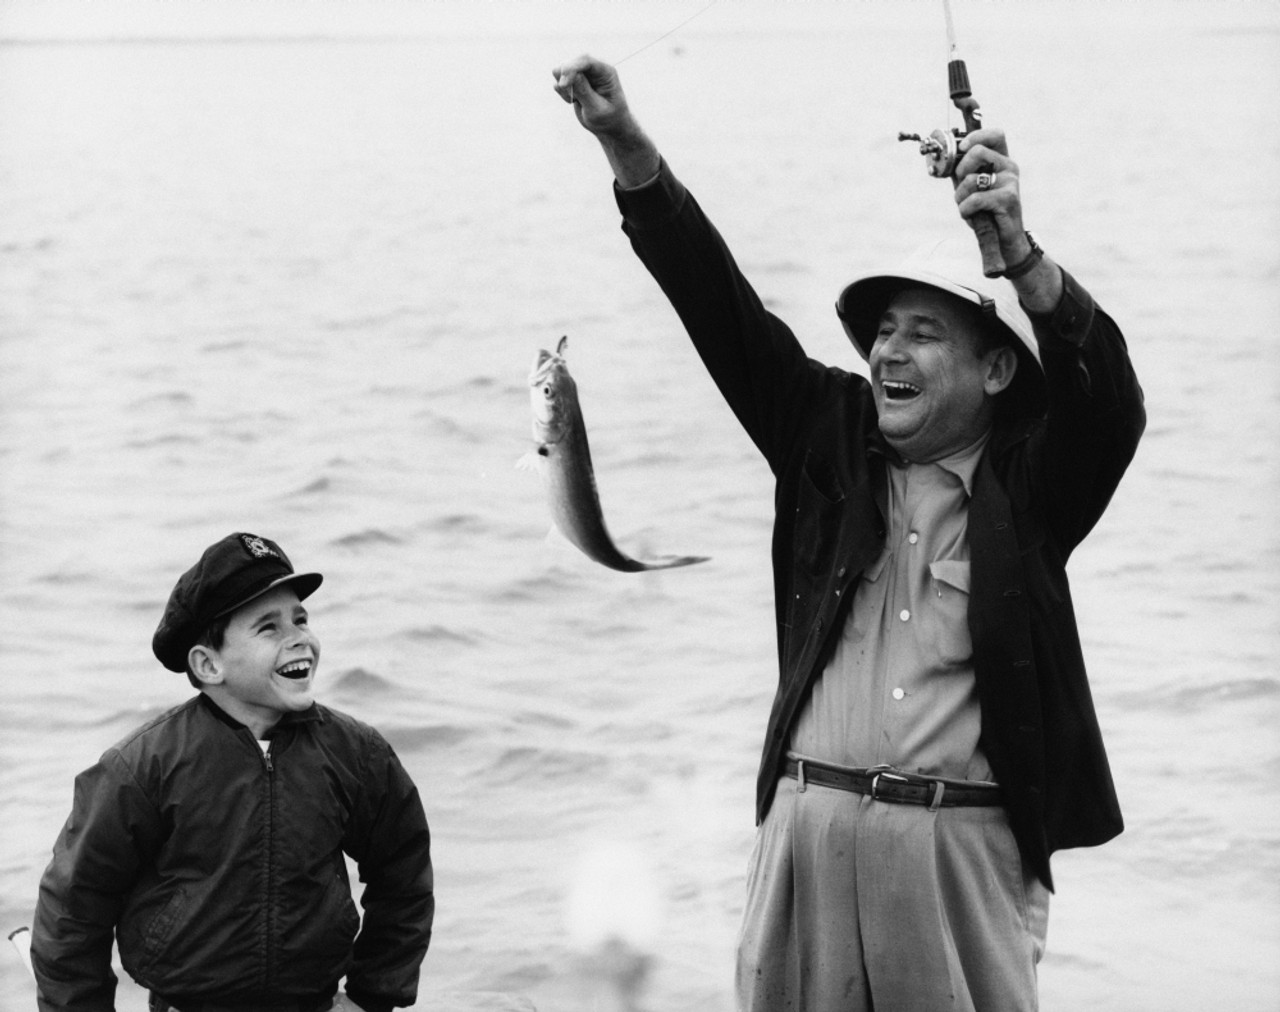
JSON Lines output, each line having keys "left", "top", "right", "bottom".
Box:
{"left": 636, "top": 554, "right": 711, "bottom": 571}
{"left": 516, "top": 451, "right": 547, "bottom": 475}
{"left": 544, "top": 523, "right": 576, "bottom": 550}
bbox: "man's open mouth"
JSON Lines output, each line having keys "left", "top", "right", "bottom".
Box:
{"left": 882, "top": 380, "right": 921, "bottom": 402}
{"left": 276, "top": 660, "right": 312, "bottom": 680}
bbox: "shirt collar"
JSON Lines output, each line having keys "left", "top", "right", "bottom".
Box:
{"left": 932, "top": 430, "right": 991, "bottom": 497}
{"left": 879, "top": 429, "right": 991, "bottom": 497}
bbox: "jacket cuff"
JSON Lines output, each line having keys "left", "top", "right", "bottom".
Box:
{"left": 1023, "top": 266, "right": 1095, "bottom": 349}
{"left": 612, "top": 157, "right": 687, "bottom": 230}
{"left": 343, "top": 990, "right": 394, "bottom": 1012}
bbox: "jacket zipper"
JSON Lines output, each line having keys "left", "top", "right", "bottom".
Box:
{"left": 262, "top": 744, "right": 276, "bottom": 989}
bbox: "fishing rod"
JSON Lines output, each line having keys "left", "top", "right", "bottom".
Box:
{"left": 898, "top": 0, "right": 1006, "bottom": 277}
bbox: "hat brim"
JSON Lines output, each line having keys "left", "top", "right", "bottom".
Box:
{"left": 836, "top": 273, "right": 1046, "bottom": 419}
{"left": 213, "top": 571, "right": 324, "bottom": 621}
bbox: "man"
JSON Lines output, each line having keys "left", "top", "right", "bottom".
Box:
{"left": 552, "top": 54, "right": 1145, "bottom": 1011}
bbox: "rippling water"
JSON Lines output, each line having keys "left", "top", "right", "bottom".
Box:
{"left": 1, "top": 2, "right": 1277, "bottom": 1010}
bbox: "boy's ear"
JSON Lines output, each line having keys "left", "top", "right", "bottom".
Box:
{"left": 187, "top": 645, "right": 224, "bottom": 686}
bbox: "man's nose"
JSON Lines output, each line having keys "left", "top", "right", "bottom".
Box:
{"left": 874, "top": 334, "right": 908, "bottom": 363}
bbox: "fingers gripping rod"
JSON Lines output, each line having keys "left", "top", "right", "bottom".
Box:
{"left": 898, "top": 0, "right": 1006, "bottom": 277}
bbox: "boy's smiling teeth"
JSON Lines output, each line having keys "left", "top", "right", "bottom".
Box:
{"left": 277, "top": 660, "right": 312, "bottom": 679}
{"left": 882, "top": 380, "right": 922, "bottom": 401}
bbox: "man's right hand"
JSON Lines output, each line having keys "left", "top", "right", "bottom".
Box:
{"left": 552, "top": 55, "right": 631, "bottom": 136}
{"left": 552, "top": 54, "right": 661, "bottom": 188}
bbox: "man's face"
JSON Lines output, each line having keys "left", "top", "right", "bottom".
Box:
{"left": 869, "top": 287, "right": 1012, "bottom": 463}
{"left": 206, "top": 584, "right": 321, "bottom": 730}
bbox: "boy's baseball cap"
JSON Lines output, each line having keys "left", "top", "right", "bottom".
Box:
{"left": 152, "top": 532, "right": 323, "bottom": 672}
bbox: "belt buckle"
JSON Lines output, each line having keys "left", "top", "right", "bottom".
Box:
{"left": 867, "top": 764, "right": 909, "bottom": 802}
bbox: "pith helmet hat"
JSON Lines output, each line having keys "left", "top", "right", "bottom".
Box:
{"left": 836, "top": 236, "right": 1046, "bottom": 416}
{"left": 152, "top": 532, "right": 323, "bottom": 672}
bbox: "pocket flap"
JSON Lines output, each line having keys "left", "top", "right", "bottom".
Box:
{"left": 928, "top": 558, "right": 970, "bottom": 594}
{"left": 861, "top": 547, "right": 890, "bottom": 583}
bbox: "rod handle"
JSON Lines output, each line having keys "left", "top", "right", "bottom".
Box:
{"left": 973, "top": 212, "right": 1006, "bottom": 278}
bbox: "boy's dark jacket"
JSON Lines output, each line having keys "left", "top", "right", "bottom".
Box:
{"left": 615, "top": 161, "right": 1146, "bottom": 891}
{"left": 32, "top": 695, "right": 433, "bottom": 1012}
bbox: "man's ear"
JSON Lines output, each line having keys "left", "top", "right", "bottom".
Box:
{"left": 983, "top": 346, "right": 1018, "bottom": 396}
{"left": 188, "top": 644, "right": 223, "bottom": 687}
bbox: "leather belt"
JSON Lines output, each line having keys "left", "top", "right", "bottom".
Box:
{"left": 149, "top": 994, "right": 334, "bottom": 1012}
{"left": 782, "top": 755, "right": 1003, "bottom": 809}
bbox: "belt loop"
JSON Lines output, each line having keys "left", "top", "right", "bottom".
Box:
{"left": 797, "top": 759, "right": 807, "bottom": 793}
{"left": 928, "top": 780, "right": 945, "bottom": 812}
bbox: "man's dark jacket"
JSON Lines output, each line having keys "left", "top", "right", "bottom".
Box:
{"left": 32, "top": 695, "right": 433, "bottom": 1012}
{"left": 615, "top": 161, "right": 1146, "bottom": 889}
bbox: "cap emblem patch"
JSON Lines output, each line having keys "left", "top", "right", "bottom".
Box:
{"left": 240, "top": 534, "right": 279, "bottom": 559}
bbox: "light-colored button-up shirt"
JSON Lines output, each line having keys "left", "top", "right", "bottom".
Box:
{"left": 789, "top": 433, "right": 994, "bottom": 782}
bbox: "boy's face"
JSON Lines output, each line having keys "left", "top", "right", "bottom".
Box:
{"left": 203, "top": 584, "right": 321, "bottom": 731}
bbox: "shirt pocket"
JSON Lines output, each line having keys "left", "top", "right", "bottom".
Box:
{"left": 926, "top": 559, "right": 973, "bottom": 666}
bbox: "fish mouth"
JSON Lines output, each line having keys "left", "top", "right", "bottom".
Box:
{"left": 529, "top": 336, "right": 569, "bottom": 384}
{"left": 880, "top": 379, "right": 922, "bottom": 402}
{"left": 275, "top": 659, "right": 313, "bottom": 680}
{"left": 529, "top": 354, "right": 565, "bottom": 388}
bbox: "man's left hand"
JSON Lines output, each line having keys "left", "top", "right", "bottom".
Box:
{"left": 332, "top": 994, "right": 368, "bottom": 1012}
{"left": 953, "top": 127, "right": 1062, "bottom": 311}
{"left": 952, "top": 128, "right": 1031, "bottom": 265}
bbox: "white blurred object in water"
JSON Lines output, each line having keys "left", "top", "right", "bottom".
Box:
{"left": 564, "top": 840, "right": 663, "bottom": 1011}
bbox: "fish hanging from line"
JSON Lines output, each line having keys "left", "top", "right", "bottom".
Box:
{"left": 520, "top": 336, "right": 709, "bottom": 573}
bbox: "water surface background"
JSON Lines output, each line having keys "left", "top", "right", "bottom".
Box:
{"left": 1, "top": 1, "right": 1277, "bottom": 1009}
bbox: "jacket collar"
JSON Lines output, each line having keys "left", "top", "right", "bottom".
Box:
{"left": 197, "top": 691, "right": 323, "bottom": 736}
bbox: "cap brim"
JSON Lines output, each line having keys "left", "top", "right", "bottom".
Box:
{"left": 213, "top": 571, "right": 323, "bottom": 620}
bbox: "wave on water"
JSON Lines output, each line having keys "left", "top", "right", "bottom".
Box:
{"left": 329, "top": 528, "right": 406, "bottom": 548}
{"left": 483, "top": 745, "right": 609, "bottom": 786}
{"left": 378, "top": 722, "right": 473, "bottom": 754}
{"left": 1122, "top": 676, "right": 1280, "bottom": 713}
{"left": 487, "top": 568, "right": 584, "bottom": 603}
{"left": 425, "top": 512, "right": 488, "bottom": 534}
{"left": 126, "top": 390, "right": 194, "bottom": 409}
{"left": 326, "top": 665, "right": 396, "bottom": 695}
{"left": 403, "top": 624, "right": 479, "bottom": 646}
{"left": 123, "top": 432, "right": 201, "bottom": 449}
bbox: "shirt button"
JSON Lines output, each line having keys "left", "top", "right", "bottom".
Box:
{"left": 908, "top": 532, "right": 919, "bottom": 545}
{"left": 892, "top": 687, "right": 905, "bottom": 700}
{"left": 899, "top": 609, "right": 910, "bottom": 622}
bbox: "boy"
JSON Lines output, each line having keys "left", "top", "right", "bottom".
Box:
{"left": 31, "top": 533, "right": 434, "bottom": 1012}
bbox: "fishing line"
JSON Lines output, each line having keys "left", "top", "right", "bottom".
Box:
{"left": 612, "top": 0, "right": 720, "bottom": 66}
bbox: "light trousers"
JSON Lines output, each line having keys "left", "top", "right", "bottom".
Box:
{"left": 736, "top": 776, "right": 1050, "bottom": 1012}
